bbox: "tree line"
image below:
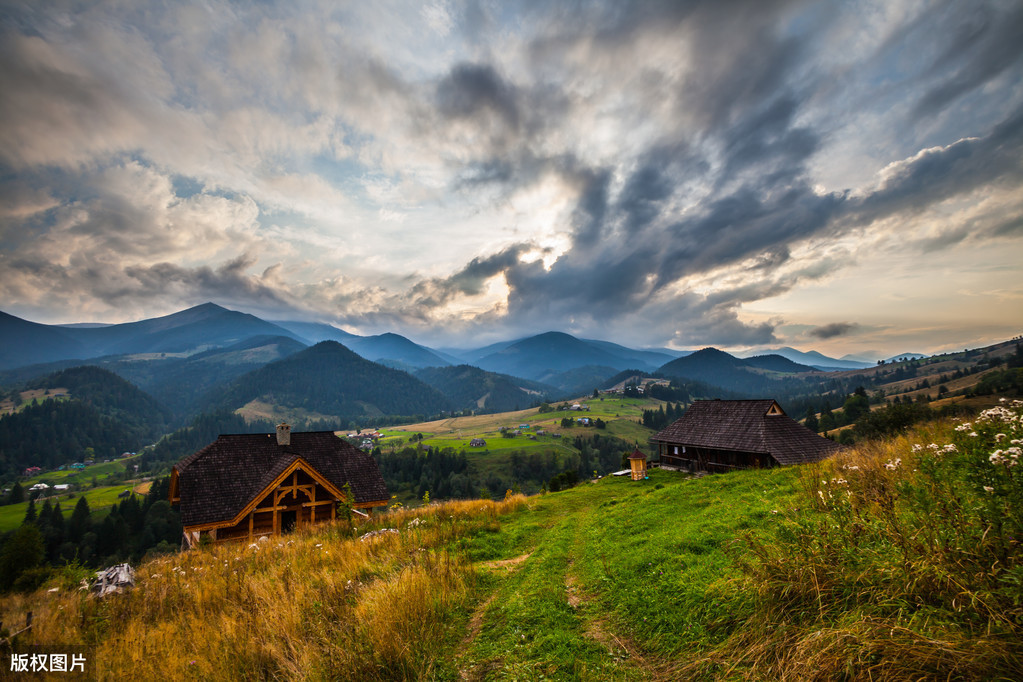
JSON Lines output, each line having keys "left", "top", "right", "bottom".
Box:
{"left": 0, "top": 476, "right": 180, "bottom": 592}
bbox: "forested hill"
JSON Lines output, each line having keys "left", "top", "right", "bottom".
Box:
{"left": 30, "top": 366, "right": 170, "bottom": 436}
{"left": 0, "top": 366, "right": 168, "bottom": 477}
{"left": 414, "top": 365, "right": 552, "bottom": 413}
{"left": 657, "top": 347, "right": 813, "bottom": 393}
{"left": 209, "top": 341, "right": 453, "bottom": 421}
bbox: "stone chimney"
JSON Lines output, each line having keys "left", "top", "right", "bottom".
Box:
{"left": 276, "top": 422, "right": 291, "bottom": 446}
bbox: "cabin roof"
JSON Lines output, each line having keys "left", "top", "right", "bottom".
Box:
{"left": 174, "top": 431, "right": 388, "bottom": 527}
{"left": 652, "top": 399, "right": 842, "bottom": 466}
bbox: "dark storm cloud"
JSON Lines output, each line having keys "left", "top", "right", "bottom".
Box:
{"left": 436, "top": 63, "right": 521, "bottom": 130}
{"left": 911, "top": 2, "right": 1023, "bottom": 118}
{"left": 2, "top": 0, "right": 1022, "bottom": 349}
{"left": 809, "top": 322, "right": 859, "bottom": 340}
{"left": 123, "top": 255, "right": 292, "bottom": 308}
{"left": 854, "top": 106, "right": 1023, "bottom": 224}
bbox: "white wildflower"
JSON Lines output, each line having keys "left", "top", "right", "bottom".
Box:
{"left": 927, "top": 443, "right": 940, "bottom": 451}
{"left": 996, "top": 433, "right": 1007, "bottom": 442}
{"left": 970, "top": 432, "right": 979, "bottom": 437}
{"left": 942, "top": 444, "right": 957, "bottom": 453}
{"left": 884, "top": 458, "right": 902, "bottom": 470}
{"left": 990, "top": 451, "right": 1006, "bottom": 465}
{"left": 984, "top": 486, "right": 995, "bottom": 494}
{"left": 980, "top": 406, "right": 1014, "bottom": 423}
{"left": 912, "top": 444, "right": 923, "bottom": 452}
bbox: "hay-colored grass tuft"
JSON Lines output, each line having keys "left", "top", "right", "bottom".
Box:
{"left": 3, "top": 494, "right": 527, "bottom": 681}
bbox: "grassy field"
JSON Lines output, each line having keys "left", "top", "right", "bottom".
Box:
{"left": 377, "top": 395, "right": 658, "bottom": 456}
{"left": 376, "top": 396, "right": 662, "bottom": 501}
{"left": 10, "top": 407, "right": 1021, "bottom": 679}
{"left": 21, "top": 456, "right": 137, "bottom": 484}
{"left": 456, "top": 467, "right": 799, "bottom": 679}
{"left": 0, "top": 483, "right": 142, "bottom": 532}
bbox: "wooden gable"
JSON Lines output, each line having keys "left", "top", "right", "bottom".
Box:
{"left": 173, "top": 430, "right": 389, "bottom": 547}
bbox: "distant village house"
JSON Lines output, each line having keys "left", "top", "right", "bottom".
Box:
{"left": 170, "top": 424, "right": 388, "bottom": 548}
{"left": 652, "top": 399, "right": 842, "bottom": 473}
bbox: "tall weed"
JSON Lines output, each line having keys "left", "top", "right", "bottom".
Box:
{"left": 693, "top": 399, "right": 1023, "bottom": 679}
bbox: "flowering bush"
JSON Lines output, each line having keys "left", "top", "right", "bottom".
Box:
{"left": 736, "top": 399, "right": 1023, "bottom": 679}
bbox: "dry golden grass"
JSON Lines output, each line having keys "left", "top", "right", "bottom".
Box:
{"left": 5, "top": 495, "right": 528, "bottom": 681}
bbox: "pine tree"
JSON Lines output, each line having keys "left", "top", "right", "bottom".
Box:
{"left": 68, "top": 496, "right": 92, "bottom": 544}
{"left": 23, "top": 497, "right": 37, "bottom": 524}
{"left": 0, "top": 523, "right": 45, "bottom": 590}
{"left": 8, "top": 481, "right": 24, "bottom": 504}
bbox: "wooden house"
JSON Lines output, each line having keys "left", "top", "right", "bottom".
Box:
{"left": 651, "top": 399, "right": 842, "bottom": 473}
{"left": 170, "top": 424, "right": 389, "bottom": 548}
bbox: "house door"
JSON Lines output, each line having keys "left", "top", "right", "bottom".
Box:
{"left": 281, "top": 510, "right": 297, "bottom": 533}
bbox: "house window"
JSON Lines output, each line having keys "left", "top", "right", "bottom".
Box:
{"left": 673, "top": 446, "right": 679, "bottom": 454}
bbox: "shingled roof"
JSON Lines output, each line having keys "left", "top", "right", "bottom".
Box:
{"left": 174, "top": 431, "right": 388, "bottom": 528}
{"left": 652, "top": 399, "right": 842, "bottom": 466}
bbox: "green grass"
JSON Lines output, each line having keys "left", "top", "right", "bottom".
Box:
{"left": 23, "top": 457, "right": 136, "bottom": 485}
{"left": 456, "top": 467, "right": 802, "bottom": 678}
{"left": 0, "top": 483, "right": 141, "bottom": 531}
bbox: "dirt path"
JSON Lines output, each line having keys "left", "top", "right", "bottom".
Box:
{"left": 564, "top": 570, "right": 659, "bottom": 675}
{"left": 564, "top": 526, "right": 678, "bottom": 680}
{"left": 459, "top": 552, "right": 533, "bottom": 681}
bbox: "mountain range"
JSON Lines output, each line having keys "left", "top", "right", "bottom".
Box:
{"left": 0, "top": 303, "right": 923, "bottom": 425}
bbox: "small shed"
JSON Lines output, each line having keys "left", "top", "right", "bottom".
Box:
{"left": 628, "top": 449, "right": 647, "bottom": 481}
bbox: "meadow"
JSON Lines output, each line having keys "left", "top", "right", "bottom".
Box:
{"left": 0, "top": 457, "right": 143, "bottom": 532}
{"left": 4, "top": 400, "right": 1022, "bottom": 680}
{"left": 0, "top": 485, "right": 140, "bottom": 532}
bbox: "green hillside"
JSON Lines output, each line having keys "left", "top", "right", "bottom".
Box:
{"left": 3, "top": 403, "right": 1023, "bottom": 679}
{"left": 371, "top": 395, "right": 660, "bottom": 501}
{"left": 414, "top": 364, "right": 552, "bottom": 413}
{"left": 210, "top": 340, "right": 453, "bottom": 422}
{"left": 0, "top": 366, "right": 168, "bottom": 478}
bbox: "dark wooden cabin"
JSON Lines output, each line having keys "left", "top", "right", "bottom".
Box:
{"left": 170, "top": 424, "right": 388, "bottom": 547}
{"left": 651, "top": 399, "right": 842, "bottom": 473}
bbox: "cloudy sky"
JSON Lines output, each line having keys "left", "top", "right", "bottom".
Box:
{"left": 1, "top": 0, "right": 1022, "bottom": 359}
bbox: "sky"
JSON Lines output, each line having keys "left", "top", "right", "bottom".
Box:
{"left": 1, "top": 0, "right": 1022, "bottom": 360}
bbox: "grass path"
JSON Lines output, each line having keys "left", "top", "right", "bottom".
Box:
{"left": 459, "top": 490, "right": 664, "bottom": 680}
{"left": 455, "top": 467, "right": 805, "bottom": 679}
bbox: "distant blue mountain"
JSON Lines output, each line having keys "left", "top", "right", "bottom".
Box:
{"left": 0, "top": 303, "right": 306, "bottom": 369}
{"left": 737, "top": 346, "right": 872, "bottom": 371}
{"left": 657, "top": 347, "right": 816, "bottom": 393}
{"left": 475, "top": 331, "right": 643, "bottom": 381}
{"left": 344, "top": 333, "right": 451, "bottom": 369}
{"left": 270, "top": 320, "right": 358, "bottom": 344}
